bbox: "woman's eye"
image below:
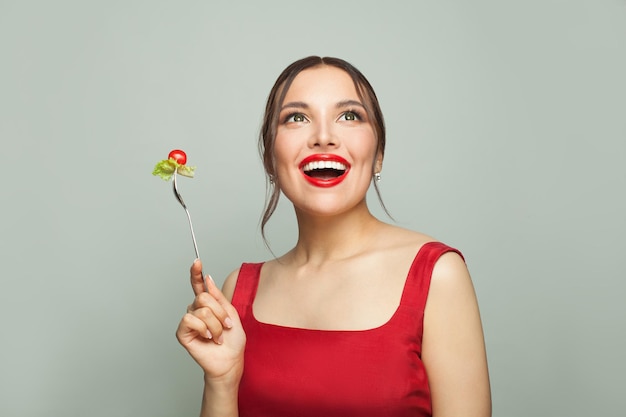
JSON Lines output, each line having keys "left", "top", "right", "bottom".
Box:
{"left": 340, "top": 111, "right": 360, "bottom": 121}
{"left": 286, "top": 113, "right": 307, "bottom": 123}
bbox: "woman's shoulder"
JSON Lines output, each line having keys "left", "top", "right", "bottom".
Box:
{"left": 375, "top": 222, "right": 437, "bottom": 252}
{"left": 371, "top": 223, "right": 468, "bottom": 274}
{"left": 221, "top": 267, "right": 242, "bottom": 302}
{"left": 222, "top": 259, "right": 273, "bottom": 301}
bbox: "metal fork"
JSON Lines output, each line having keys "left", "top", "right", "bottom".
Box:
{"left": 173, "top": 171, "right": 208, "bottom": 293}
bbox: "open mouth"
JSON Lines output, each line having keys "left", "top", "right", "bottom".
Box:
{"left": 302, "top": 160, "right": 348, "bottom": 179}
{"left": 299, "top": 154, "right": 351, "bottom": 187}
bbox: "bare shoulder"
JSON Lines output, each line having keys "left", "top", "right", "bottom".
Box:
{"left": 374, "top": 222, "right": 437, "bottom": 254}
{"left": 426, "top": 250, "right": 477, "bottom": 317}
{"left": 362, "top": 223, "right": 439, "bottom": 284}
{"left": 432, "top": 250, "right": 471, "bottom": 283}
{"left": 221, "top": 267, "right": 241, "bottom": 302}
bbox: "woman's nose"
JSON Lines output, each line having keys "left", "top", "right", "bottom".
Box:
{"left": 309, "top": 119, "right": 338, "bottom": 149}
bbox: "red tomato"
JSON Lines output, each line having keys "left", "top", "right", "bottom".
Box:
{"left": 168, "top": 149, "right": 187, "bottom": 165}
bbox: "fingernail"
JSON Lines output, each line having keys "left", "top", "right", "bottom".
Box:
{"left": 208, "top": 274, "right": 215, "bottom": 283}
{"left": 225, "top": 317, "right": 233, "bottom": 329}
{"left": 194, "top": 258, "right": 200, "bottom": 264}
{"left": 216, "top": 335, "right": 224, "bottom": 345}
{"left": 206, "top": 330, "right": 212, "bottom": 339}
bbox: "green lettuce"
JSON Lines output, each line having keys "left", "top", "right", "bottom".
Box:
{"left": 152, "top": 158, "right": 196, "bottom": 181}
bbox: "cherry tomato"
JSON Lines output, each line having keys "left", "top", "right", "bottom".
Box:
{"left": 168, "top": 149, "right": 187, "bottom": 165}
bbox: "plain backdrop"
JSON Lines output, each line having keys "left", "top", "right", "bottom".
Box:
{"left": 1, "top": 1, "right": 624, "bottom": 416}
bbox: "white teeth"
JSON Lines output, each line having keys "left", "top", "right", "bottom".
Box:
{"left": 303, "top": 161, "right": 347, "bottom": 172}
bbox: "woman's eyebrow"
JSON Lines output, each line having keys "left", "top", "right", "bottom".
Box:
{"left": 280, "top": 101, "right": 309, "bottom": 111}
{"left": 336, "top": 99, "right": 365, "bottom": 109}
{"left": 280, "top": 99, "right": 365, "bottom": 112}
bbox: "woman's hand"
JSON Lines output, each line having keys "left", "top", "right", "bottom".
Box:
{"left": 176, "top": 260, "right": 246, "bottom": 384}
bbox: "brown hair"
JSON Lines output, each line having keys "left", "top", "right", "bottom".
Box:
{"left": 259, "top": 56, "right": 389, "bottom": 240}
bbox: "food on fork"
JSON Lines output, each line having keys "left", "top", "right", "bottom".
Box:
{"left": 152, "top": 149, "right": 196, "bottom": 181}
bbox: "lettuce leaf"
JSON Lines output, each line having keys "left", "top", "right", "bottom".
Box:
{"left": 152, "top": 158, "right": 196, "bottom": 181}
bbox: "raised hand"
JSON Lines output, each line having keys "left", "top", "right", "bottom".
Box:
{"left": 176, "top": 260, "right": 246, "bottom": 382}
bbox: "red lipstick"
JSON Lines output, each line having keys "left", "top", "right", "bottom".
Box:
{"left": 299, "top": 154, "right": 351, "bottom": 188}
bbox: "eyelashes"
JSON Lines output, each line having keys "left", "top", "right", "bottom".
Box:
{"left": 282, "top": 112, "right": 307, "bottom": 124}
{"left": 338, "top": 110, "right": 363, "bottom": 122}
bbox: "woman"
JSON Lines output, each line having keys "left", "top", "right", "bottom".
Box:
{"left": 176, "top": 56, "right": 491, "bottom": 417}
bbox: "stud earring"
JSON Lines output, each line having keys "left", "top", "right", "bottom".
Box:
{"left": 269, "top": 175, "right": 275, "bottom": 185}
{"left": 374, "top": 172, "right": 381, "bottom": 183}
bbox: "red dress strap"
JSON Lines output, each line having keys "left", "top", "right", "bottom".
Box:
{"left": 401, "top": 241, "right": 464, "bottom": 311}
{"left": 231, "top": 262, "right": 263, "bottom": 320}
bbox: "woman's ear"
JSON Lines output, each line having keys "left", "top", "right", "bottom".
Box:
{"left": 374, "top": 152, "right": 383, "bottom": 174}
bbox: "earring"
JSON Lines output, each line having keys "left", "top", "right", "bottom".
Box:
{"left": 374, "top": 172, "right": 381, "bottom": 183}
{"left": 269, "top": 175, "right": 275, "bottom": 185}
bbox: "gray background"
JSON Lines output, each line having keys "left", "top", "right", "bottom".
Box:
{"left": 1, "top": 1, "right": 624, "bottom": 416}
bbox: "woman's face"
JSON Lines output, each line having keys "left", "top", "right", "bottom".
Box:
{"left": 274, "top": 65, "right": 382, "bottom": 217}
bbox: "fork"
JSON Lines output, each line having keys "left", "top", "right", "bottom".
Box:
{"left": 173, "top": 171, "right": 208, "bottom": 293}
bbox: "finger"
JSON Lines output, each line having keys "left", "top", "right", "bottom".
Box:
{"left": 190, "top": 259, "right": 207, "bottom": 296}
{"left": 205, "top": 276, "right": 238, "bottom": 329}
{"left": 193, "top": 307, "right": 227, "bottom": 342}
{"left": 177, "top": 313, "right": 213, "bottom": 344}
{"left": 191, "top": 292, "right": 233, "bottom": 329}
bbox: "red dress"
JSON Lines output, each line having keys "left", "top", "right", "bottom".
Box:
{"left": 231, "top": 242, "right": 461, "bottom": 417}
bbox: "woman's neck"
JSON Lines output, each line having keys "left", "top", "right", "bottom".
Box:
{"left": 289, "top": 200, "right": 384, "bottom": 265}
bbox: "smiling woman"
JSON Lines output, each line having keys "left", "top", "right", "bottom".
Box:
{"left": 176, "top": 56, "right": 492, "bottom": 417}
{"left": 259, "top": 57, "right": 388, "bottom": 235}
{"left": 271, "top": 65, "right": 380, "bottom": 218}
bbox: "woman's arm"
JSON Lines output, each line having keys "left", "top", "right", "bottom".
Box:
{"left": 422, "top": 252, "right": 492, "bottom": 417}
{"left": 199, "top": 374, "right": 240, "bottom": 417}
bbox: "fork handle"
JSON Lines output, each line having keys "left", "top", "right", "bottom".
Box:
{"left": 182, "top": 207, "right": 209, "bottom": 293}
